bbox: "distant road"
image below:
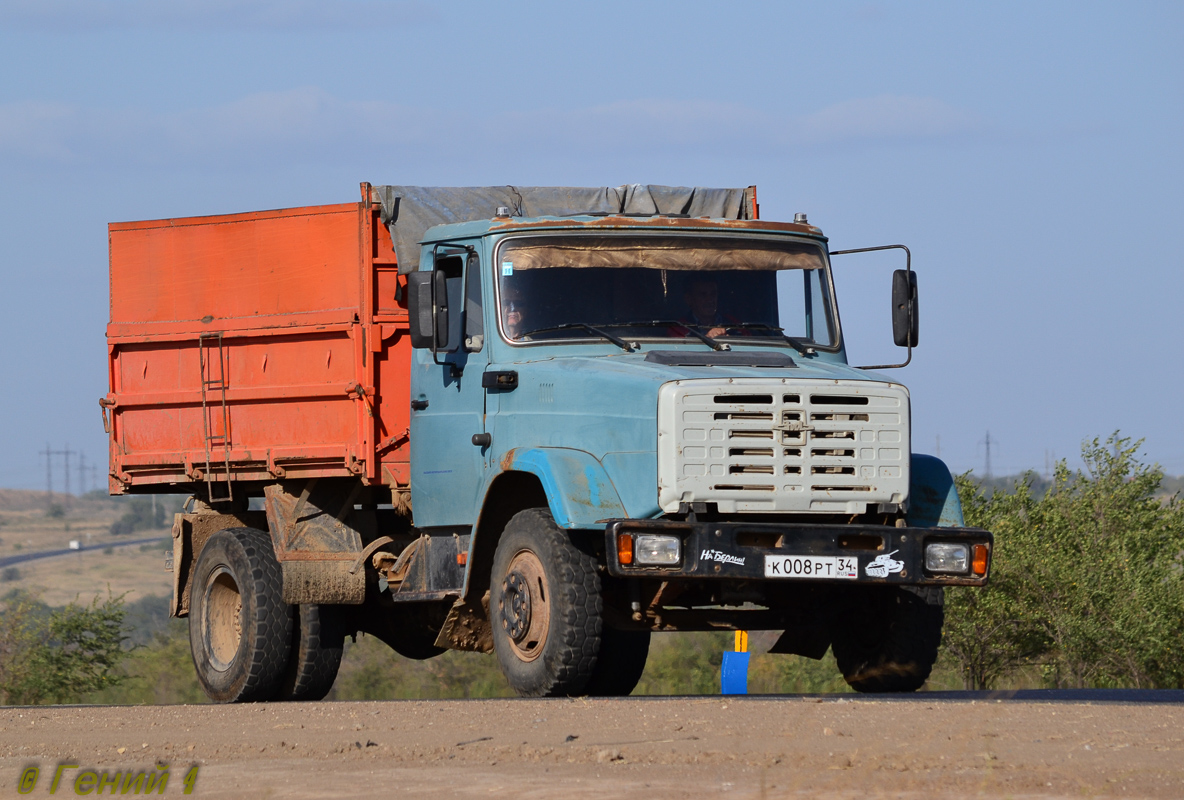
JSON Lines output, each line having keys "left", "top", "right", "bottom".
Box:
{"left": 0, "top": 535, "right": 166, "bottom": 568}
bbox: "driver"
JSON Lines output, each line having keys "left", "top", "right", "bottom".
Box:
{"left": 503, "top": 294, "right": 527, "bottom": 340}
{"left": 675, "top": 277, "right": 739, "bottom": 338}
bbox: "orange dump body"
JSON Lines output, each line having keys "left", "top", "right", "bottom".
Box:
{"left": 104, "top": 186, "right": 410, "bottom": 495}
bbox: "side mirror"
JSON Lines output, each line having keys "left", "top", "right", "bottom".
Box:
{"left": 433, "top": 268, "right": 450, "bottom": 351}
{"left": 406, "top": 269, "right": 452, "bottom": 351}
{"left": 407, "top": 271, "right": 435, "bottom": 349}
{"left": 891, "top": 269, "right": 918, "bottom": 347}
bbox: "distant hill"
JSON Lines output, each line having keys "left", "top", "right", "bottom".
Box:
{"left": 0, "top": 489, "right": 124, "bottom": 513}
{"left": 0, "top": 489, "right": 49, "bottom": 512}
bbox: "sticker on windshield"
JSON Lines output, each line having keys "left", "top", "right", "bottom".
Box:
{"left": 501, "top": 261, "right": 514, "bottom": 276}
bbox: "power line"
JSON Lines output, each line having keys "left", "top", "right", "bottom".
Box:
{"left": 977, "top": 431, "right": 996, "bottom": 479}
{"left": 57, "top": 443, "right": 75, "bottom": 497}
{"left": 40, "top": 442, "right": 53, "bottom": 511}
{"left": 78, "top": 452, "right": 96, "bottom": 495}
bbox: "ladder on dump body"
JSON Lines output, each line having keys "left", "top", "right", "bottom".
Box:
{"left": 199, "top": 333, "right": 233, "bottom": 504}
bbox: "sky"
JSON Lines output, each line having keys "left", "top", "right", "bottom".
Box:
{"left": 0, "top": 0, "right": 1181, "bottom": 491}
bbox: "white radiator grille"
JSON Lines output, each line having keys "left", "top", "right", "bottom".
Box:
{"left": 657, "top": 378, "right": 910, "bottom": 514}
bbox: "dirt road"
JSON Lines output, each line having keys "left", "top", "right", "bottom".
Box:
{"left": 3, "top": 693, "right": 1182, "bottom": 798}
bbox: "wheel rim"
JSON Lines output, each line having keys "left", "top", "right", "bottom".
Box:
{"left": 203, "top": 566, "right": 244, "bottom": 672}
{"left": 499, "top": 549, "right": 549, "bottom": 663}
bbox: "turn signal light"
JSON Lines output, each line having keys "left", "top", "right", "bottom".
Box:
{"left": 972, "top": 544, "right": 989, "bottom": 576}
{"left": 617, "top": 533, "right": 634, "bottom": 565}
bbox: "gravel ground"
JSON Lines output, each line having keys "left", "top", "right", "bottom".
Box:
{"left": 2, "top": 694, "right": 1182, "bottom": 798}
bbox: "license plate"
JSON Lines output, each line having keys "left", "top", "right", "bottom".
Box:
{"left": 764, "top": 555, "right": 859, "bottom": 579}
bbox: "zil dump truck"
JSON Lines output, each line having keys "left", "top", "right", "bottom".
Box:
{"left": 103, "top": 183, "right": 992, "bottom": 701}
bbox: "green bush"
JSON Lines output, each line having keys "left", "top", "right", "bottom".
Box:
{"left": 0, "top": 592, "right": 129, "bottom": 704}
{"left": 941, "top": 434, "right": 1184, "bottom": 689}
{"left": 89, "top": 619, "right": 207, "bottom": 705}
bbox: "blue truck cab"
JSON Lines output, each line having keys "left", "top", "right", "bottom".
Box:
{"left": 395, "top": 190, "right": 993, "bottom": 697}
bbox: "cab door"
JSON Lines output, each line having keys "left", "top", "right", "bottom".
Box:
{"left": 409, "top": 245, "right": 489, "bottom": 528}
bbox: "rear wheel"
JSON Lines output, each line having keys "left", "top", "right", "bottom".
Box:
{"left": 831, "top": 586, "right": 943, "bottom": 693}
{"left": 583, "top": 626, "right": 650, "bottom": 696}
{"left": 490, "top": 509, "right": 602, "bottom": 697}
{"left": 189, "top": 527, "right": 293, "bottom": 703}
{"left": 273, "top": 604, "right": 345, "bottom": 701}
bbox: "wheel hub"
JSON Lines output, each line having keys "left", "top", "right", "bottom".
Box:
{"left": 502, "top": 571, "right": 532, "bottom": 642}
{"left": 203, "top": 566, "right": 244, "bottom": 672}
{"left": 498, "top": 550, "right": 550, "bottom": 663}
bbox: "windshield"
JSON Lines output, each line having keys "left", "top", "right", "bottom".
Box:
{"left": 496, "top": 234, "right": 835, "bottom": 347}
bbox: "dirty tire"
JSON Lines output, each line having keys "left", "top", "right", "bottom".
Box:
{"left": 273, "top": 604, "right": 345, "bottom": 701}
{"left": 831, "top": 586, "right": 943, "bottom": 693}
{"left": 189, "top": 527, "right": 293, "bottom": 703}
{"left": 583, "top": 626, "right": 650, "bottom": 697}
{"left": 490, "top": 508, "right": 602, "bottom": 697}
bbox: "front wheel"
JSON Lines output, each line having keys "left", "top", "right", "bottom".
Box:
{"left": 189, "top": 527, "right": 293, "bottom": 703}
{"left": 490, "top": 509, "right": 603, "bottom": 697}
{"left": 831, "top": 585, "right": 943, "bottom": 693}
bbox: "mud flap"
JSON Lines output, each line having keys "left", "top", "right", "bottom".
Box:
{"left": 280, "top": 560, "right": 365, "bottom": 605}
{"left": 171, "top": 510, "right": 268, "bottom": 617}
{"left": 264, "top": 481, "right": 375, "bottom": 605}
{"left": 433, "top": 592, "right": 494, "bottom": 653}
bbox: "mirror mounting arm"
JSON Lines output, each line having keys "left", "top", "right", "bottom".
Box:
{"left": 830, "top": 243, "right": 915, "bottom": 370}
{"left": 429, "top": 242, "right": 476, "bottom": 375}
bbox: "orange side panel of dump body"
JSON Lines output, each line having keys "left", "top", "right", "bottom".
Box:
{"left": 104, "top": 186, "right": 410, "bottom": 496}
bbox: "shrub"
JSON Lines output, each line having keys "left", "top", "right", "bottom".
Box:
{"left": 942, "top": 434, "right": 1184, "bottom": 689}
{"left": 0, "top": 592, "right": 129, "bottom": 704}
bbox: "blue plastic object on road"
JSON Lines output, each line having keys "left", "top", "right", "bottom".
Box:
{"left": 720, "top": 651, "right": 750, "bottom": 695}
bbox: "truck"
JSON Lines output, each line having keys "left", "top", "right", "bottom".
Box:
{"left": 103, "top": 182, "right": 992, "bottom": 702}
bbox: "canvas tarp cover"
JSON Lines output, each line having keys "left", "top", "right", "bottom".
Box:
{"left": 374, "top": 185, "right": 755, "bottom": 274}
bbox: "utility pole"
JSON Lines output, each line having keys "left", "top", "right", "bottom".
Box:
{"left": 62, "top": 443, "right": 73, "bottom": 496}
{"left": 978, "top": 431, "right": 994, "bottom": 479}
{"left": 78, "top": 452, "right": 87, "bottom": 495}
{"left": 41, "top": 442, "right": 53, "bottom": 512}
{"left": 52, "top": 444, "right": 76, "bottom": 510}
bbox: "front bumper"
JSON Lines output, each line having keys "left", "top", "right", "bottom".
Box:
{"left": 604, "top": 519, "right": 993, "bottom": 586}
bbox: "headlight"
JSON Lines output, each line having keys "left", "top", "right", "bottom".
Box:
{"left": 924, "top": 542, "right": 969, "bottom": 574}
{"left": 633, "top": 534, "right": 681, "bottom": 566}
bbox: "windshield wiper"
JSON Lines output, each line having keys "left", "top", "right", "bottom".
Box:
{"left": 517, "top": 322, "right": 636, "bottom": 352}
{"left": 601, "top": 320, "right": 729, "bottom": 351}
{"left": 722, "top": 323, "right": 818, "bottom": 356}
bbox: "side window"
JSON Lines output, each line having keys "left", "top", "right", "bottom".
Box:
{"left": 464, "top": 253, "right": 484, "bottom": 351}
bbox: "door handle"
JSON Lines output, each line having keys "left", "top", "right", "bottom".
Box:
{"left": 472, "top": 433, "right": 492, "bottom": 447}
{"left": 481, "top": 371, "right": 518, "bottom": 391}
